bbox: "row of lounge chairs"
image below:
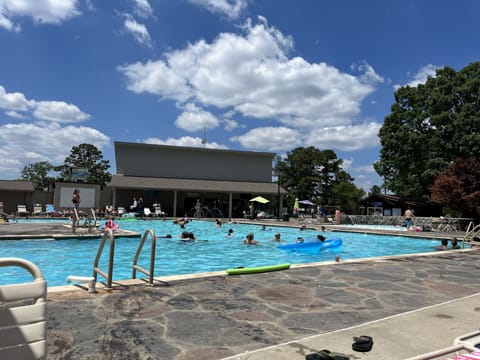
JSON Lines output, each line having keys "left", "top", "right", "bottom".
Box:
{"left": 14, "top": 204, "right": 57, "bottom": 217}
{"left": 8, "top": 205, "right": 167, "bottom": 218}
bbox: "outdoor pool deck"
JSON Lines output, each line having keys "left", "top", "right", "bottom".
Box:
{"left": 1, "top": 221, "right": 479, "bottom": 359}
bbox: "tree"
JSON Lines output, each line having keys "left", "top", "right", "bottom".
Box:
{"left": 19, "top": 161, "right": 54, "bottom": 190}
{"left": 274, "top": 146, "right": 363, "bottom": 212}
{"left": 374, "top": 62, "right": 480, "bottom": 199}
{"left": 369, "top": 185, "right": 383, "bottom": 196}
{"left": 430, "top": 157, "right": 480, "bottom": 219}
{"left": 60, "top": 143, "right": 111, "bottom": 185}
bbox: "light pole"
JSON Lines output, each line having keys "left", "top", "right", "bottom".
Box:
{"left": 277, "top": 174, "right": 281, "bottom": 220}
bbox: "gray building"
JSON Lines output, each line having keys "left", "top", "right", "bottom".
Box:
{"left": 110, "top": 142, "right": 284, "bottom": 218}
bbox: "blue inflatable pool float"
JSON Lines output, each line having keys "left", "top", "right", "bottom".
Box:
{"left": 277, "top": 238, "right": 342, "bottom": 252}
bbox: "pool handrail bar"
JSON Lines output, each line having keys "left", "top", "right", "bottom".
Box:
{"left": 93, "top": 229, "right": 115, "bottom": 290}
{"left": 132, "top": 229, "right": 157, "bottom": 285}
{"left": 463, "top": 223, "right": 480, "bottom": 248}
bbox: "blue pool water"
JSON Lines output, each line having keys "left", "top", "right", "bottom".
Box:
{"left": 0, "top": 219, "right": 447, "bottom": 287}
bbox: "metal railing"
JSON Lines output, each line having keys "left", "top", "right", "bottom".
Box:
{"left": 463, "top": 223, "right": 480, "bottom": 248}
{"left": 92, "top": 229, "right": 115, "bottom": 290}
{"left": 132, "top": 229, "right": 157, "bottom": 285}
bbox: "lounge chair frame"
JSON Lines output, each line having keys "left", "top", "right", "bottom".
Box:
{"left": 0, "top": 258, "right": 47, "bottom": 359}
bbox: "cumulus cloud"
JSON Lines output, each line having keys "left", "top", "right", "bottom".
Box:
{"left": 231, "top": 126, "right": 301, "bottom": 152}
{"left": 0, "top": 0, "right": 81, "bottom": 32}
{"left": 143, "top": 136, "right": 228, "bottom": 149}
{"left": 175, "top": 103, "right": 220, "bottom": 132}
{"left": 187, "top": 0, "right": 247, "bottom": 19}
{"left": 131, "top": 0, "right": 153, "bottom": 18}
{"left": 0, "top": 85, "right": 91, "bottom": 123}
{"left": 0, "top": 122, "right": 110, "bottom": 178}
{"left": 0, "top": 85, "right": 34, "bottom": 111}
{"left": 124, "top": 14, "right": 152, "bottom": 47}
{"left": 33, "top": 101, "right": 91, "bottom": 123}
{"left": 303, "top": 122, "right": 381, "bottom": 151}
{"left": 118, "top": 18, "right": 382, "bottom": 132}
{"left": 394, "top": 64, "right": 439, "bottom": 90}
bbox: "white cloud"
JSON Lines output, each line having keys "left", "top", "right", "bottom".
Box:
{"left": 131, "top": 0, "right": 153, "bottom": 18}
{"left": 0, "top": 0, "right": 81, "bottom": 31}
{"left": 187, "top": 0, "right": 247, "bottom": 19}
{"left": 223, "top": 118, "right": 239, "bottom": 131}
{"left": 394, "top": 64, "right": 439, "bottom": 90}
{"left": 124, "top": 14, "right": 152, "bottom": 47}
{"left": 143, "top": 136, "right": 228, "bottom": 149}
{"left": 304, "top": 122, "right": 381, "bottom": 151}
{"left": 0, "top": 122, "right": 109, "bottom": 178}
{"left": 118, "top": 18, "right": 382, "bottom": 134}
{"left": 0, "top": 85, "right": 34, "bottom": 111}
{"left": 33, "top": 101, "right": 91, "bottom": 123}
{"left": 231, "top": 126, "right": 301, "bottom": 152}
{"left": 0, "top": 85, "right": 91, "bottom": 123}
{"left": 175, "top": 103, "right": 220, "bottom": 132}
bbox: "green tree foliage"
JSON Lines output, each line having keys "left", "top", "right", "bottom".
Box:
{"left": 19, "top": 161, "right": 54, "bottom": 190}
{"left": 374, "top": 62, "right": 480, "bottom": 199}
{"left": 430, "top": 157, "right": 480, "bottom": 218}
{"left": 274, "top": 146, "right": 364, "bottom": 211}
{"left": 369, "top": 185, "right": 383, "bottom": 196}
{"left": 60, "top": 143, "right": 111, "bottom": 185}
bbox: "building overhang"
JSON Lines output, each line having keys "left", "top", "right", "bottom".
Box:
{"left": 110, "top": 175, "right": 286, "bottom": 195}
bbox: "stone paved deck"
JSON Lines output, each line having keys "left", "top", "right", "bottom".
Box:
{"left": 45, "top": 250, "right": 480, "bottom": 359}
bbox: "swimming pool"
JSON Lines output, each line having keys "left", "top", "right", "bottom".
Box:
{"left": 0, "top": 219, "right": 447, "bottom": 287}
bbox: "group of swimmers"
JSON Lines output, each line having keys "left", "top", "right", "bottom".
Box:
{"left": 436, "top": 237, "right": 461, "bottom": 250}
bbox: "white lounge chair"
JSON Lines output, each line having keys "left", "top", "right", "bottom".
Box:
{"left": 17, "top": 205, "right": 29, "bottom": 217}
{"left": 0, "top": 258, "right": 47, "bottom": 359}
{"left": 144, "top": 208, "right": 153, "bottom": 217}
{"left": 154, "top": 206, "right": 166, "bottom": 217}
{"left": 32, "top": 204, "right": 43, "bottom": 217}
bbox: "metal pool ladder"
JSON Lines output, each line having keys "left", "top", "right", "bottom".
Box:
{"left": 463, "top": 222, "right": 480, "bottom": 248}
{"left": 93, "top": 229, "right": 115, "bottom": 290}
{"left": 132, "top": 229, "right": 157, "bottom": 285}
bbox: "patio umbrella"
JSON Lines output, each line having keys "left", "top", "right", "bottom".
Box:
{"left": 299, "top": 200, "right": 315, "bottom": 206}
{"left": 249, "top": 196, "right": 270, "bottom": 204}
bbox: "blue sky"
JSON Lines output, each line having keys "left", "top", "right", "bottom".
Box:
{"left": 1, "top": 0, "right": 479, "bottom": 191}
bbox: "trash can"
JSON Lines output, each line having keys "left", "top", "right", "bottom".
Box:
{"left": 282, "top": 213, "right": 290, "bottom": 222}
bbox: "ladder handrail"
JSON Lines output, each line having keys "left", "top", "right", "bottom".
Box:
{"left": 132, "top": 229, "right": 157, "bottom": 285}
{"left": 93, "top": 229, "right": 115, "bottom": 289}
{"left": 466, "top": 221, "right": 475, "bottom": 234}
{"left": 463, "top": 223, "right": 480, "bottom": 248}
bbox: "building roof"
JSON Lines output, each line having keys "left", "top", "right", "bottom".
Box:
{"left": 114, "top": 141, "right": 276, "bottom": 158}
{"left": 0, "top": 180, "right": 34, "bottom": 192}
{"left": 363, "top": 194, "right": 441, "bottom": 207}
{"left": 110, "top": 175, "right": 285, "bottom": 194}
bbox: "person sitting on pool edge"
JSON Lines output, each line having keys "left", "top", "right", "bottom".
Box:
{"left": 450, "top": 237, "right": 461, "bottom": 249}
{"left": 243, "top": 233, "right": 259, "bottom": 245}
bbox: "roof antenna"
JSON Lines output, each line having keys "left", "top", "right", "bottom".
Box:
{"left": 201, "top": 127, "right": 207, "bottom": 147}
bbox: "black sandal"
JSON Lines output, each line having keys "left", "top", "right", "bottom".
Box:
{"left": 352, "top": 335, "right": 373, "bottom": 352}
